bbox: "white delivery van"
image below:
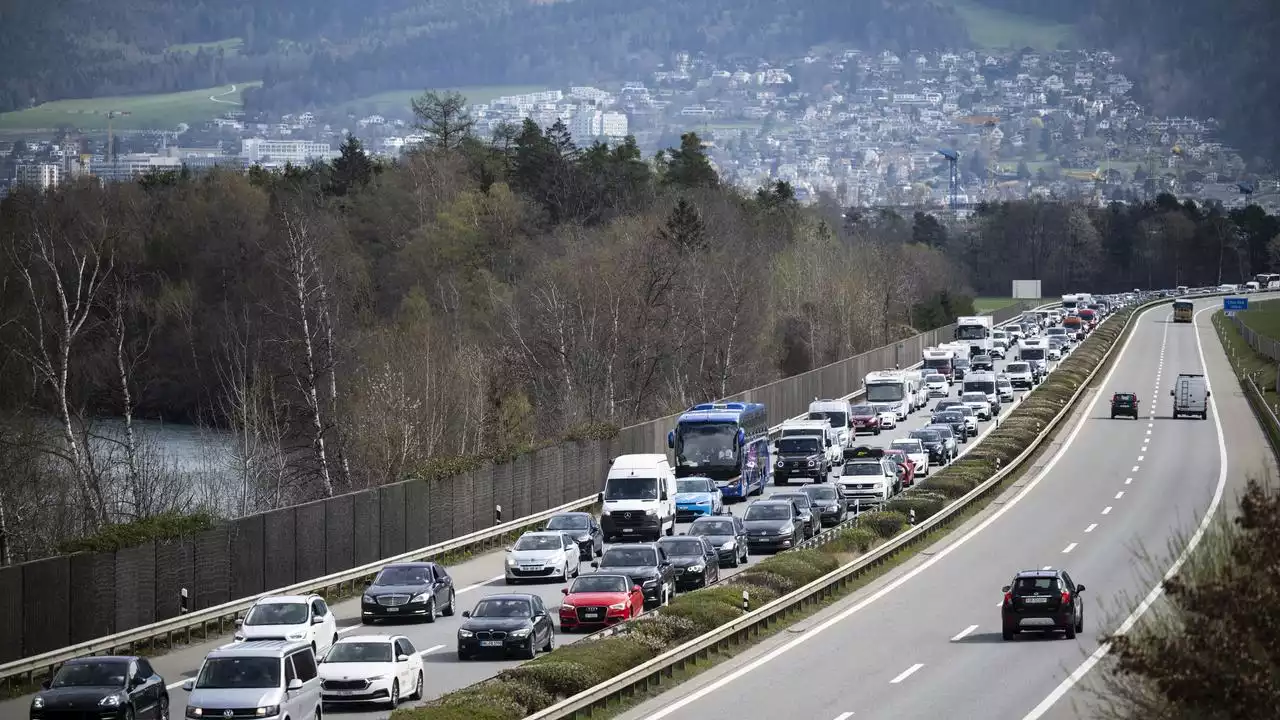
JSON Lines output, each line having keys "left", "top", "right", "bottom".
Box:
{"left": 1171, "top": 373, "right": 1210, "bottom": 420}
{"left": 599, "top": 454, "right": 677, "bottom": 542}
{"left": 808, "top": 398, "right": 853, "bottom": 449}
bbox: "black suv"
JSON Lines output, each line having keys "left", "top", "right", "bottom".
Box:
{"left": 1001, "top": 568, "right": 1086, "bottom": 640}
{"left": 1110, "top": 392, "right": 1139, "bottom": 419}
{"left": 591, "top": 543, "right": 676, "bottom": 609}
{"left": 774, "top": 436, "right": 829, "bottom": 485}
{"left": 970, "top": 354, "right": 994, "bottom": 372}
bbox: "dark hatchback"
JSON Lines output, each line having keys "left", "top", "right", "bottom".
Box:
{"left": 1001, "top": 569, "right": 1086, "bottom": 641}
{"left": 741, "top": 500, "right": 802, "bottom": 552}
{"left": 591, "top": 544, "right": 675, "bottom": 609}
{"left": 1110, "top": 393, "right": 1139, "bottom": 419}
{"left": 361, "top": 562, "right": 456, "bottom": 622}
{"left": 31, "top": 656, "right": 168, "bottom": 720}
{"left": 657, "top": 536, "right": 721, "bottom": 591}
{"left": 930, "top": 411, "right": 969, "bottom": 443}
{"left": 908, "top": 428, "right": 949, "bottom": 465}
{"left": 799, "top": 483, "right": 847, "bottom": 527}
{"left": 544, "top": 511, "right": 604, "bottom": 559}
{"left": 970, "top": 354, "right": 994, "bottom": 372}
{"left": 771, "top": 491, "right": 820, "bottom": 538}
{"left": 686, "top": 515, "right": 750, "bottom": 567}
{"left": 457, "top": 594, "right": 555, "bottom": 660}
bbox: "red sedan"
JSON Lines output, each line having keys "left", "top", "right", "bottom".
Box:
{"left": 558, "top": 573, "right": 645, "bottom": 631}
{"left": 849, "top": 404, "right": 883, "bottom": 435}
{"left": 884, "top": 448, "right": 918, "bottom": 488}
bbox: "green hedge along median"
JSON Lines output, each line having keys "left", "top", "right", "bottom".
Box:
{"left": 389, "top": 304, "right": 1144, "bottom": 720}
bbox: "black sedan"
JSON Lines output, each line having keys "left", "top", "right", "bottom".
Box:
{"left": 591, "top": 544, "right": 676, "bottom": 609}
{"left": 686, "top": 515, "right": 750, "bottom": 567}
{"left": 31, "top": 656, "right": 168, "bottom": 720}
{"left": 361, "top": 562, "right": 456, "bottom": 622}
{"left": 799, "top": 483, "right": 847, "bottom": 527}
{"left": 457, "top": 594, "right": 555, "bottom": 660}
{"left": 657, "top": 536, "right": 721, "bottom": 591}
{"left": 544, "top": 511, "right": 604, "bottom": 559}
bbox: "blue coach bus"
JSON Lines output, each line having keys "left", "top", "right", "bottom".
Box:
{"left": 667, "top": 402, "right": 771, "bottom": 501}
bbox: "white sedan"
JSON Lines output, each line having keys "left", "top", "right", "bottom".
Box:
{"left": 877, "top": 411, "right": 898, "bottom": 429}
{"left": 505, "top": 530, "right": 581, "bottom": 583}
{"left": 319, "top": 634, "right": 424, "bottom": 706}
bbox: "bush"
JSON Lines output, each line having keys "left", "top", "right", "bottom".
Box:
{"left": 57, "top": 512, "right": 219, "bottom": 554}
{"left": 859, "top": 510, "right": 909, "bottom": 537}
{"left": 628, "top": 613, "right": 700, "bottom": 647}
{"left": 528, "top": 636, "right": 654, "bottom": 677}
{"left": 733, "top": 569, "right": 801, "bottom": 595}
{"left": 886, "top": 495, "right": 946, "bottom": 524}
{"left": 923, "top": 474, "right": 976, "bottom": 498}
{"left": 747, "top": 551, "right": 836, "bottom": 588}
{"left": 500, "top": 660, "right": 607, "bottom": 699}
{"left": 825, "top": 526, "right": 880, "bottom": 554}
{"left": 395, "top": 678, "right": 546, "bottom": 720}
{"left": 655, "top": 594, "right": 744, "bottom": 633}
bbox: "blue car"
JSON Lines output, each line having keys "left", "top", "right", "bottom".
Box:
{"left": 675, "top": 477, "right": 724, "bottom": 521}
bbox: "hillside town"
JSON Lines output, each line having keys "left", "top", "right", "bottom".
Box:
{"left": 3, "top": 48, "right": 1277, "bottom": 210}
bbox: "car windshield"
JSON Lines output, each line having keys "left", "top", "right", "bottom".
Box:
{"left": 1006, "top": 363, "right": 1029, "bottom": 372}
{"left": 570, "top": 575, "right": 629, "bottom": 594}
{"left": 961, "top": 393, "right": 987, "bottom": 403}
{"left": 802, "top": 485, "right": 837, "bottom": 500}
{"left": 930, "top": 426, "right": 954, "bottom": 439}
{"left": 926, "top": 374, "right": 946, "bottom": 383}
{"left": 472, "top": 599, "right": 532, "bottom": 618}
{"left": 775, "top": 494, "right": 811, "bottom": 508}
{"left": 935, "top": 412, "right": 962, "bottom": 422}
{"left": 850, "top": 405, "right": 875, "bottom": 415}
{"left": 244, "top": 602, "right": 308, "bottom": 626}
{"left": 936, "top": 400, "right": 959, "bottom": 410}
{"left": 546, "top": 514, "right": 589, "bottom": 531}
{"left": 373, "top": 566, "right": 430, "bottom": 586}
{"left": 514, "top": 534, "right": 563, "bottom": 551}
{"left": 844, "top": 462, "right": 883, "bottom": 476}
{"left": 660, "top": 539, "right": 705, "bottom": 557}
{"left": 910, "top": 430, "right": 939, "bottom": 443}
{"left": 195, "top": 657, "right": 280, "bottom": 689}
{"left": 998, "top": 379, "right": 1012, "bottom": 387}
{"left": 51, "top": 661, "right": 128, "bottom": 688}
{"left": 955, "top": 406, "right": 974, "bottom": 416}
{"left": 324, "top": 642, "right": 393, "bottom": 663}
{"left": 744, "top": 504, "right": 791, "bottom": 520}
{"left": 677, "top": 479, "right": 716, "bottom": 494}
{"left": 890, "top": 440, "right": 921, "bottom": 451}
{"left": 777, "top": 438, "right": 819, "bottom": 454}
{"left": 689, "top": 518, "right": 735, "bottom": 535}
{"left": 601, "top": 548, "right": 657, "bottom": 566}
{"left": 604, "top": 476, "right": 659, "bottom": 500}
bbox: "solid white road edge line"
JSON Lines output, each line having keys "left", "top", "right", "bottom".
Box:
{"left": 890, "top": 664, "right": 924, "bottom": 684}
{"left": 636, "top": 302, "right": 1165, "bottom": 720}
{"left": 1020, "top": 302, "right": 1229, "bottom": 719}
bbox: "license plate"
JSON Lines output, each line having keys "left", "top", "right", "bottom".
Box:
{"left": 385, "top": 607, "right": 398, "bottom": 612}
{"left": 1024, "top": 597, "right": 1048, "bottom": 604}
{"left": 328, "top": 689, "right": 357, "bottom": 695}
{"left": 521, "top": 566, "right": 541, "bottom": 571}
{"left": 480, "top": 640, "right": 503, "bottom": 647}
{"left": 622, "top": 528, "right": 634, "bottom": 533}
{"left": 583, "top": 612, "right": 601, "bottom": 619}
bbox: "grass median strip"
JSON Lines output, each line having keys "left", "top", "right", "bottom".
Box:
{"left": 391, "top": 306, "right": 1144, "bottom": 720}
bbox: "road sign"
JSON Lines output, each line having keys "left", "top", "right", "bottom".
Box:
{"left": 1224, "top": 297, "right": 1248, "bottom": 316}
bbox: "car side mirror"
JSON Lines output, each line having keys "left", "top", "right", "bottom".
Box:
{"left": 462, "top": 610, "right": 471, "bottom": 618}
{"left": 130, "top": 676, "right": 144, "bottom": 689}
{"left": 1206, "top": 391, "right": 1211, "bottom": 397}
{"left": 590, "top": 561, "right": 599, "bottom": 569}
{"left": 504, "top": 547, "right": 511, "bottom": 552}
{"left": 660, "top": 491, "right": 668, "bottom": 501}
{"left": 1001, "top": 585, "right": 1011, "bottom": 593}
{"left": 311, "top": 616, "right": 324, "bottom": 625}
{"left": 561, "top": 587, "right": 569, "bottom": 595}
{"left": 234, "top": 618, "right": 244, "bottom": 627}
{"left": 1076, "top": 584, "right": 1086, "bottom": 592}
{"left": 661, "top": 560, "right": 671, "bottom": 567}
{"left": 633, "top": 585, "right": 643, "bottom": 593}
{"left": 181, "top": 680, "right": 194, "bottom": 692}
{"left": 397, "top": 654, "right": 410, "bottom": 662}
{"left": 287, "top": 678, "right": 303, "bottom": 692}
{"left": 1170, "top": 390, "right": 1175, "bottom": 396}
{"left": 597, "top": 491, "right": 603, "bottom": 502}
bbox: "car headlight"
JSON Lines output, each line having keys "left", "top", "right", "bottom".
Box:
{"left": 576, "top": 535, "right": 590, "bottom": 543}
{"left": 609, "top": 602, "right": 627, "bottom": 610}
{"left": 253, "top": 707, "right": 279, "bottom": 717}
{"left": 645, "top": 508, "right": 657, "bottom": 516}
{"left": 506, "top": 557, "right": 517, "bottom": 566}
{"left": 807, "top": 459, "right": 815, "bottom": 467}
{"left": 99, "top": 695, "right": 122, "bottom": 707}
{"left": 32, "top": 697, "right": 44, "bottom": 709}
{"left": 510, "top": 628, "right": 531, "bottom": 638}
{"left": 688, "top": 564, "right": 704, "bottom": 573}
{"left": 642, "top": 578, "right": 659, "bottom": 586}
{"left": 364, "top": 676, "right": 386, "bottom": 682}
{"left": 362, "top": 594, "right": 374, "bottom": 603}
{"left": 696, "top": 499, "right": 710, "bottom": 505}
{"left": 286, "top": 631, "right": 306, "bottom": 641}
{"left": 780, "top": 524, "right": 795, "bottom": 534}
{"left": 719, "top": 540, "right": 735, "bottom": 550}
{"left": 186, "top": 706, "right": 203, "bottom": 718}
{"left": 410, "top": 593, "right": 428, "bottom": 603}
{"left": 561, "top": 600, "right": 575, "bottom": 608}
{"left": 458, "top": 629, "right": 473, "bottom": 637}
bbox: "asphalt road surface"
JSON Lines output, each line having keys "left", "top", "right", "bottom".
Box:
{"left": 1, "top": 316, "right": 1043, "bottom": 720}
{"left": 611, "top": 296, "right": 1278, "bottom": 720}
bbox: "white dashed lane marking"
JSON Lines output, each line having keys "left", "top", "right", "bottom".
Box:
{"left": 890, "top": 664, "right": 925, "bottom": 684}
{"left": 1062, "top": 543, "right": 1078, "bottom": 554}
{"left": 951, "top": 625, "right": 979, "bottom": 642}
{"left": 1116, "top": 491, "right": 1125, "bottom": 499}
{"left": 1102, "top": 506, "right": 1113, "bottom": 515}
{"left": 1084, "top": 523, "right": 1097, "bottom": 533}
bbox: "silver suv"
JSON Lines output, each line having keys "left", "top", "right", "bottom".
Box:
{"left": 183, "top": 640, "right": 321, "bottom": 720}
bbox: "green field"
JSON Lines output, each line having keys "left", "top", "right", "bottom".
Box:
{"left": 950, "top": 1, "right": 1076, "bottom": 49}
{"left": 337, "top": 85, "right": 549, "bottom": 116}
{"left": 1237, "top": 299, "right": 1280, "bottom": 340}
{"left": 0, "top": 82, "right": 261, "bottom": 131}
{"left": 974, "top": 296, "right": 1026, "bottom": 313}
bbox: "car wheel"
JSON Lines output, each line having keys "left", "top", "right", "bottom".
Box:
{"left": 411, "top": 670, "right": 424, "bottom": 700}
{"left": 1064, "top": 620, "right": 1077, "bottom": 639}
{"left": 389, "top": 679, "right": 400, "bottom": 707}
{"left": 523, "top": 639, "right": 537, "bottom": 660}
{"left": 543, "top": 628, "right": 555, "bottom": 653}
{"left": 729, "top": 550, "right": 740, "bottom": 568}
{"left": 158, "top": 695, "right": 169, "bottom": 720}
{"left": 424, "top": 598, "right": 437, "bottom": 623}
{"left": 124, "top": 707, "right": 135, "bottom": 720}
{"left": 1002, "top": 628, "right": 1015, "bottom": 641}
{"left": 1076, "top": 608, "right": 1085, "bottom": 633}
{"left": 595, "top": 540, "right": 604, "bottom": 557}
{"left": 457, "top": 648, "right": 469, "bottom": 661}
{"left": 442, "top": 589, "right": 456, "bottom": 616}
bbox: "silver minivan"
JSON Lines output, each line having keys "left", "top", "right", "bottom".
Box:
{"left": 183, "top": 640, "right": 321, "bottom": 720}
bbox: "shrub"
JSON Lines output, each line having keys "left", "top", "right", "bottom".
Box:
{"left": 747, "top": 551, "right": 835, "bottom": 588}
{"left": 859, "top": 510, "right": 909, "bottom": 537}
{"left": 395, "top": 678, "right": 546, "bottom": 720}
{"left": 825, "top": 526, "right": 880, "bottom": 554}
{"left": 733, "top": 569, "right": 800, "bottom": 595}
{"left": 528, "top": 636, "right": 655, "bottom": 678}
{"left": 57, "top": 512, "right": 219, "bottom": 554}
{"left": 924, "top": 474, "right": 979, "bottom": 499}
{"left": 628, "top": 613, "right": 700, "bottom": 647}
{"left": 886, "top": 494, "right": 946, "bottom": 524}
{"left": 500, "top": 660, "right": 603, "bottom": 699}
{"left": 660, "top": 593, "right": 744, "bottom": 632}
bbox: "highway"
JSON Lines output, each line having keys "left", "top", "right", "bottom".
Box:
{"left": 1, "top": 316, "right": 1039, "bottom": 720}
{"left": 612, "top": 295, "right": 1279, "bottom": 720}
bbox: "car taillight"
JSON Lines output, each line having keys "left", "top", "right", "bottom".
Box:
{"left": 1003, "top": 591, "right": 1012, "bottom": 605}
{"left": 1060, "top": 590, "right": 1071, "bottom": 605}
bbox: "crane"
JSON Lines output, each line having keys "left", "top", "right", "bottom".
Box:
{"left": 937, "top": 148, "right": 959, "bottom": 209}
{"left": 93, "top": 110, "right": 132, "bottom": 162}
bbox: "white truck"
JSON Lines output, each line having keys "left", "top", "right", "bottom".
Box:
{"left": 778, "top": 418, "right": 843, "bottom": 469}
{"left": 954, "top": 315, "right": 995, "bottom": 356}
{"left": 807, "top": 398, "right": 853, "bottom": 449}
{"left": 863, "top": 370, "right": 913, "bottom": 420}
{"left": 599, "top": 454, "right": 678, "bottom": 542}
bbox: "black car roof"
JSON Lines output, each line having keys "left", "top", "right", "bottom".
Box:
{"left": 606, "top": 542, "right": 659, "bottom": 549}
{"left": 1014, "top": 569, "right": 1062, "bottom": 579}
{"left": 481, "top": 593, "right": 538, "bottom": 601}
{"left": 551, "top": 511, "right": 591, "bottom": 518}
{"left": 64, "top": 655, "right": 138, "bottom": 665}
{"left": 383, "top": 561, "right": 437, "bottom": 569}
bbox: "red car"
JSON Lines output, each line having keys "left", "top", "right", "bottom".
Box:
{"left": 849, "top": 404, "right": 882, "bottom": 435}
{"left": 884, "top": 448, "right": 918, "bottom": 488}
{"left": 558, "top": 573, "right": 645, "bottom": 631}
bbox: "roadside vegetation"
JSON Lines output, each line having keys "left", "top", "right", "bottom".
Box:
{"left": 389, "top": 302, "right": 1145, "bottom": 719}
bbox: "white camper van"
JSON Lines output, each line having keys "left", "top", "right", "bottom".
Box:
{"left": 808, "top": 398, "right": 853, "bottom": 449}
{"left": 599, "top": 454, "right": 677, "bottom": 542}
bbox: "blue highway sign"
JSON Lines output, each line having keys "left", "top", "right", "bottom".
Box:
{"left": 1224, "top": 296, "right": 1248, "bottom": 316}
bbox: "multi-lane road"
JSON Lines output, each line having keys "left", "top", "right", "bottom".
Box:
{"left": 613, "top": 295, "right": 1278, "bottom": 720}
{"left": 2, "top": 316, "right": 1044, "bottom": 720}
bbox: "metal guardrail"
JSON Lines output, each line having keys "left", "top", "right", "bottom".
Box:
{"left": 523, "top": 293, "right": 1189, "bottom": 719}
{"left": 0, "top": 302, "right": 1044, "bottom": 685}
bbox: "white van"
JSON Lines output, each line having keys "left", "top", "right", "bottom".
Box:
{"left": 807, "top": 398, "right": 853, "bottom": 448}
{"left": 1171, "top": 373, "right": 1210, "bottom": 420}
{"left": 599, "top": 454, "right": 677, "bottom": 542}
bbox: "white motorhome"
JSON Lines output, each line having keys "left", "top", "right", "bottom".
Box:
{"left": 1017, "top": 338, "right": 1051, "bottom": 375}
{"left": 903, "top": 369, "right": 930, "bottom": 410}
{"left": 961, "top": 371, "right": 1001, "bottom": 414}
{"left": 922, "top": 347, "right": 958, "bottom": 383}
{"left": 807, "top": 398, "right": 853, "bottom": 449}
{"left": 1061, "top": 293, "right": 1082, "bottom": 310}
{"left": 864, "top": 370, "right": 913, "bottom": 420}
{"left": 954, "top": 315, "right": 994, "bottom": 356}
{"left": 778, "top": 418, "right": 843, "bottom": 468}
{"left": 599, "top": 454, "right": 677, "bottom": 542}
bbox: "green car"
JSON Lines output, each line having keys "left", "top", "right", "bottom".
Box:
{"left": 1110, "top": 392, "right": 1139, "bottom": 419}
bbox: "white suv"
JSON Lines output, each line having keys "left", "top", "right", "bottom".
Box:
{"left": 235, "top": 594, "right": 339, "bottom": 658}
{"left": 889, "top": 438, "right": 930, "bottom": 476}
